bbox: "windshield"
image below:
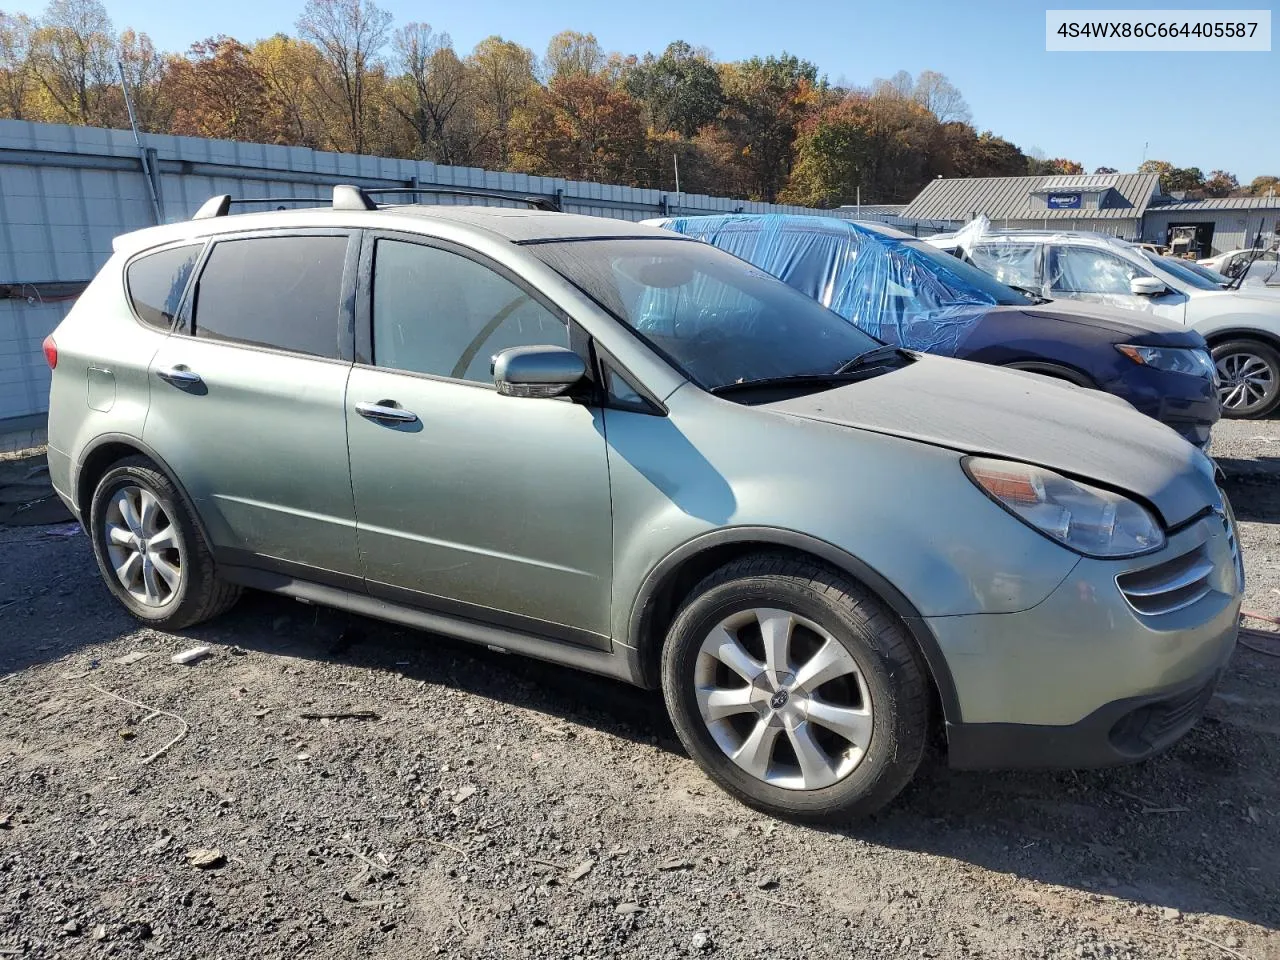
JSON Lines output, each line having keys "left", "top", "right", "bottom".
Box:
{"left": 527, "top": 237, "right": 881, "bottom": 390}
{"left": 1143, "top": 254, "right": 1222, "bottom": 291}
{"left": 902, "top": 240, "right": 1031, "bottom": 305}
{"left": 1166, "top": 257, "right": 1230, "bottom": 286}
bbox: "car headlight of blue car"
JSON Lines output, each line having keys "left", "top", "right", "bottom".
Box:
{"left": 964, "top": 457, "right": 1166, "bottom": 558}
{"left": 1117, "top": 344, "right": 1217, "bottom": 381}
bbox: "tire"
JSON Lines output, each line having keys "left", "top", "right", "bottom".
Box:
{"left": 660, "top": 554, "right": 930, "bottom": 822}
{"left": 88, "top": 456, "right": 241, "bottom": 629}
{"left": 1211, "top": 339, "right": 1280, "bottom": 419}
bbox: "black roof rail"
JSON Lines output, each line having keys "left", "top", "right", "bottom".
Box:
{"left": 358, "top": 186, "right": 562, "bottom": 212}
{"left": 192, "top": 195, "right": 328, "bottom": 220}
{"left": 191, "top": 183, "right": 563, "bottom": 221}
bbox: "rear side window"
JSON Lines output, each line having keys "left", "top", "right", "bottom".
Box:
{"left": 126, "top": 244, "right": 202, "bottom": 330}
{"left": 192, "top": 235, "right": 349, "bottom": 358}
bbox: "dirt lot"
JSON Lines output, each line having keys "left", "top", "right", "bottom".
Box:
{"left": 1, "top": 424, "right": 1278, "bottom": 960}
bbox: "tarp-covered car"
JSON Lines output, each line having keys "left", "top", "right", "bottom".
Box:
{"left": 646, "top": 214, "right": 1220, "bottom": 448}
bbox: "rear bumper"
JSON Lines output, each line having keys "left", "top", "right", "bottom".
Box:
{"left": 946, "top": 644, "right": 1233, "bottom": 769}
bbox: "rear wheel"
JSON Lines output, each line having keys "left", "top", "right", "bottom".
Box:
{"left": 88, "top": 457, "right": 241, "bottom": 629}
{"left": 1211, "top": 339, "right": 1280, "bottom": 418}
{"left": 660, "top": 554, "right": 930, "bottom": 822}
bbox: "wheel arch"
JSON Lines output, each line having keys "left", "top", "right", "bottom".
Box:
{"left": 1201, "top": 327, "right": 1280, "bottom": 353}
{"left": 75, "top": 434, "right": 213, "bottom": 548}
{"left": 1002, "top": 359, "right": 1096, "bottom": 388}
{"left": 626, "top": 527, "right": 962, "bottom": 726}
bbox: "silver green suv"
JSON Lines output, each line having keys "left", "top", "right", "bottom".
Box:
{"left": 44, "top": 187, "right": 1242, "bottom": 821}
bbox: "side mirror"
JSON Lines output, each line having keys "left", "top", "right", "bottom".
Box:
{"left": 1130, "top": 277, "right": 1167, "bottom": 296}
{"left": 492, "top": 345, "right": 586, "bottom": 399}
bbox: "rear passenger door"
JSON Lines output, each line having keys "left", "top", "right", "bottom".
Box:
{"left": 143, "top": 230, "right": 364, "bottom": 581}
{"left": 344, "top": 233, "right": 614, "bottom": 644}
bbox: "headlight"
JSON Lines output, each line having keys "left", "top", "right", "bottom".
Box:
{"left": 964, "top": 457, "right": 1165, "bottom": 558}
{"left": 1117, "top": 344, "right": 1216, "bottom": 380}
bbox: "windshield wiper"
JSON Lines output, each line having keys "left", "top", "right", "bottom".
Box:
{"left": 710, "top": 372, "right": 871, "bottom": 396}
{"left": 833, "top": 344, "right": 908, "bottom": 374}
{"left": 1009, "top": 285, "right": 1051, "bottom": 304}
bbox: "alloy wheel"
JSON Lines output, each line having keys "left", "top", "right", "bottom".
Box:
{"left": 1216, "top": 350, "right": 1276, "bottom": 414}
{"left": 693, "top": 607, "right": 872, "bottom": 790}
{"left": 103, "top": 485, "right": 183, "bottom": 607}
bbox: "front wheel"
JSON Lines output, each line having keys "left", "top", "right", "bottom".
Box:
{"left": 1212, "top": 339, "right": 1280, "bottom": 418}
{"left": 660, "top": 555, "right": 930, "bottom": 822}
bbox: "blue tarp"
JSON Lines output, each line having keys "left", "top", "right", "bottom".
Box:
{"left": 648, "top": 214, "right": 998, "bottom": 356}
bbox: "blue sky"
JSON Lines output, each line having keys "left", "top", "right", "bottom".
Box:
{"left": 13, "top": 0, "right": 1277, "bottom": 181}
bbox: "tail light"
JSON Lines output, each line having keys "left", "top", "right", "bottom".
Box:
{"left": 42, "top": 335, "right": 57, "bottom": 369}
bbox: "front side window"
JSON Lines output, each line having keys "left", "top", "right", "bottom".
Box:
{"left": 1048, "top": 246, "right": 1145, "bottom": 295}
{"left": 371, "top": 239, "right": 569, "bottom": 384}
{"left": 527, "top": 237, "right": 881, "bottom": 390}
{"left": 126, "top": 244, "right": 203, "bottom": 330}
{"left": 192, "top": 235, "right": 349, "bottom": 358}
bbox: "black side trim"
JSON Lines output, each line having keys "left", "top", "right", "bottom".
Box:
{"left": 215, "top": 548, "right": 612, "bottom": 653}
{"left": 628, "top": 526, "right": 962, "bottom": 724}
{"left": 221, "top": 566, "right": 632, "bottom": 684}
{"left": 366, "top": 578, "right": 612, "bottom": 652}
{"left": 946, "top": 642, "right": 1234, "bottom": 770}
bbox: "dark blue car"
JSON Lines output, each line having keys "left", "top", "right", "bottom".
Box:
{"left": 646, "top": 215, "right": 1220, "bottom": 449}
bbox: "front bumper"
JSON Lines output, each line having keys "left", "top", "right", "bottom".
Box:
{"left": 929, "top": 508, "right": 1241, "bottom": 769}
{"left": 1109, "top": 367, "right": 1219, "bottom": 450}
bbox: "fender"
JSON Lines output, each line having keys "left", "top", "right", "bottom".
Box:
{"left": 627, "top": 525, "right": 963, "bottom": 724}
{"left": 74, "top": 432, "right": 215, "bottom": 550}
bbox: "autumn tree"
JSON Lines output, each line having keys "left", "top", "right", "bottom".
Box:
{"left": 911, "top": 70, "right": 969, "bottom": 124}
{"left": 715, "top": 53, "right": 821, "bottom": 201}
{"left": 390, "top": 23, "right": 475, "bottom": 163}
{"left": 28, "top": 0, "right": 117, "bottom": 125}
{"left": 466, "top": 35, "right": 536, "bottom": 168}
{"left": 1046, "top": 158, "right": 1084, "bottom": 175}
{"left": 1246, "top": 175, "right": 1279, "bottom": 197}
{"left": 542, "top": 30, "right": 604, "bottom": 82}
{"left": 117, "top": 28, "right": 167, "bottom": 130}
{"left": 297, "top": 0, "right": 390, "bottom": 154}
{"left": 0, "top": 12, "right": 36, "bottom": 119}
{"left": 1094, "top": 166, "right": 1118, "bottom": 174}
{"left": 1203, "top": 170, "right": 1238, "bottom": 198}
{"left": 250, "top": 34, "right": 326, "bottom": 147}
{"left": 935, "top": 125, "right": 1027, "bottom": 179}
{"left": 166, "top": 36, "right": 272, "bottom": 141}
{"left": 782, "top": 93, "right": 942, "bottom": 206}
{"left": 625, "top": 40, "right": 724, "bottom": 138}
{"left": 510, "top": 73, "right": 644, "bottom": 183}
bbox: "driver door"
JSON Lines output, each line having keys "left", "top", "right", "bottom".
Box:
{"left": 344, "top": 233, "right": 614, "bottom": 646}
{"left": 1047, "top": 244, "right": 1187, "bottom": 324}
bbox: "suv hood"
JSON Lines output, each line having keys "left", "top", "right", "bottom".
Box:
{"left": 763, "top": 354, "right": 1216, "bottom": 526}
{"left": 1014, "top": 301, "right": 1197, "bottom": 341}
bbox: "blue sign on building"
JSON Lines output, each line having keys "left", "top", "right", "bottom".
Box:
{"left": 1047, "top": 192, "right": 1083, "bottom": 210}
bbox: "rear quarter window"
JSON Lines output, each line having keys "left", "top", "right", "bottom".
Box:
{"left": 125, "top": 244, "right": 204, "bottom": 330}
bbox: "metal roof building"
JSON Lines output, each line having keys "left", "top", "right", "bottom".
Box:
{"left": 900, "top": 172, "right": 1279, "bottom": 258}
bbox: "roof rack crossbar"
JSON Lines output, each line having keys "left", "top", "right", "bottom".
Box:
{"left": 361, "top": 186, "right": 561, "bottom": 212}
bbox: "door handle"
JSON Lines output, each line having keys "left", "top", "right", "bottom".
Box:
{"left": 355, "top": 400, "right": 419, "bottom": 424}
{"left": 156, "top": 365, "right": 202, "bottom": 386}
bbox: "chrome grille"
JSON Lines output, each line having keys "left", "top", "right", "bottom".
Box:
{"left": 1222, "top": 490, "right": 1244, "bottom": 591}
{"left": 1116, "top": 543, "right": 1215, "bottom": 617}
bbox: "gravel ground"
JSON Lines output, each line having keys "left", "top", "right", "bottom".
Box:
{"left": 2, "top": 424, "right": 1278, "bottom": 960}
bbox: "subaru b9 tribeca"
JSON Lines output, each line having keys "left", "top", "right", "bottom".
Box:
{"left": 43, "top": 187, "right": 1242, "bottom": 821}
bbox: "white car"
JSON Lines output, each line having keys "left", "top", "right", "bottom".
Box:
{"left": 1198, "top": 248, "right": 1280, "bottom": 288}
{"left": 928, "top": 229, "right": 1280, "bottom": 418}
